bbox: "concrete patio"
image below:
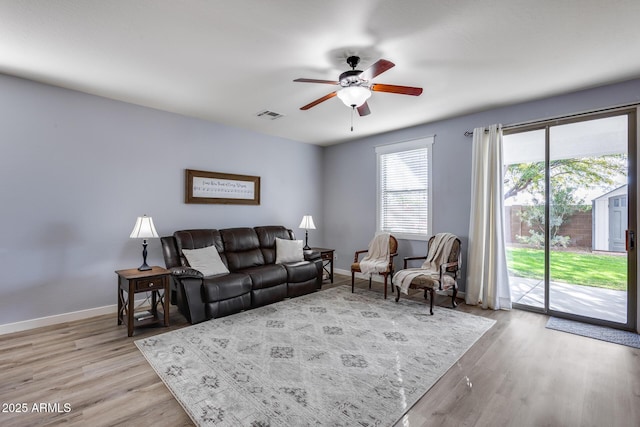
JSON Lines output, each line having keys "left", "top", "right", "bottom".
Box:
{"left": 510, "top": 276, "right": 627, "bottom": 324}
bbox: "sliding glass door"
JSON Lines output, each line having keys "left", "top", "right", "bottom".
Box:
{"left": 503, "top": 110, "right": 636, "bottom": 329}
{"left": 503, "top": 129, "right": 546, "bottom": 311}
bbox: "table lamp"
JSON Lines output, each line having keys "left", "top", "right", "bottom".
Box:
{"left": 298, "top": 215, "right": 316, "bottom": 250}
{"left": 129, "top": 215, "right": 159, "bottom": 271}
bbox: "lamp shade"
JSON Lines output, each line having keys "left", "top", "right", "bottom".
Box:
{"left": 129, "top": 215, "right": 159, "bottom": 239}
{"left": 336, "top": 86, "right": 371, "bottom": 108}
{"left": 298, "top": 215, "right": 316, "bottom": 230}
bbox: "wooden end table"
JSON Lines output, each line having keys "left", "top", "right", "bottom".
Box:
{"left": 115, "top": 266, "right": 170, "bottom": 337}
{"left": 311, "top": 248, "right": 334, "bottom": 283}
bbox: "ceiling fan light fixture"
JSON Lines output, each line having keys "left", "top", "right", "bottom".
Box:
{"left": 336, "top": 86, "right": 371, "bottom": 108}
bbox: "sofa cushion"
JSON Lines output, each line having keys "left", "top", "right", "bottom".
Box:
{"left": 182, "top": 245, "right": 229, "bottom": 277}
{"left": 221, "top": 228, "right": 265, "bottom": 271}
{"left": 287, "top": 278, "right": 318, "bottom": 298}
{"left": 251, "top": 283, "right": 287, "bottom": 308}
{"left": 205, "top": 293, "right": 252, "bottom": 319}
{"left": 174, "top": 229, "right": 227, "bottom": 267}
{"left": 282, "top": 260, "right": 318, "bottom": 283}
{"left": 275, "top": 237, "right": 304, "bottom": 264}
{"left": 255, "top": 226, "right": 292, "bottom": 263}
{"left": 239, "top": 264, "right": 287, "bottom": 290}
{"left": 202, "top": 273, "right": 252, "bottom": 302}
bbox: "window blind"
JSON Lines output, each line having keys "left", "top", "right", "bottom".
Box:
{"left": 376, "top": 137, "right": 433, "bottom": 239}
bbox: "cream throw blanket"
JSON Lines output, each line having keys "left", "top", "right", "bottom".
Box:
{"left": 359, "top": 232, "right": 391, "bottom": 275}
{"left": 395, "top": 233, "right": 458, "bottom": 294}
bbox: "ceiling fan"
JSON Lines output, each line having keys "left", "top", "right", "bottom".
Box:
{"left": 294, "top": 56, "right": 423, "bottom": 117}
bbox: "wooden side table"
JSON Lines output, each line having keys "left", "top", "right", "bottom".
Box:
{"left": 115, "top": 266, "right": 170, "bottom": 337}
{"left": 311, "top": 248, "right": 334, "bottom": 283}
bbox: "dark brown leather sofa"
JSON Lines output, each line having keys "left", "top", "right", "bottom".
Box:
{"left": 161, "top": 225, "right": 322, "bottom": 324}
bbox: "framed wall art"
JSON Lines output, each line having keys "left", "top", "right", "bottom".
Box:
{"left": 185, "top": 169, "right": 260, "bottom": 205}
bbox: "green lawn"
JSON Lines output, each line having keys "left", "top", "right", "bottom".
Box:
{"left": 506, "top": 247, "right": 627, "bottom": 291}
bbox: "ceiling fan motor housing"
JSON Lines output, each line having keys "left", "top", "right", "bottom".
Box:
{"left": 340, "top": 56, "right": 365, "bottom": 87}
{"left": 339, "top": 70, "right": 364, "bottom": 87}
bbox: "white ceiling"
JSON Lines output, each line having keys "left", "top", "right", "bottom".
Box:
{"left": 2, "top": 0, "right": 640, "bottom": 146}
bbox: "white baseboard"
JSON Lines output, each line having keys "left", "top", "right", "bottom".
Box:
{"left": 0, "top": 297, "right": 149, "bottom": 336}
{"left": 335, "top": 268, "right": 466, "bottom": 298}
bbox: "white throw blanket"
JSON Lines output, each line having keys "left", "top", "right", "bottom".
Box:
{"left": 359, "top": 232, "right": 391, "bottom": 275}
{"left": 395, "top": 233, "right": 458, "bottom": 294}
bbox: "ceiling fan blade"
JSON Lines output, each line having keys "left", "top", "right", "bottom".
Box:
{"left": 294, "top": 78, "right": 338, "bottom": 85}
{"left": 357, "top": 102, "right": 371, "bottom": 116}
{"left": 370, "top": 83, "right": 423, "bottom": 96}
{"left": 300, "top": 92, "right": 337, "bottom": 110}
{"left": 359, "top": 59, "right": 395, "bottom": 80}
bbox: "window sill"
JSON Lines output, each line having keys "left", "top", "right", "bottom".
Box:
{"left": 382, "top": 232, "right": 430, "bottom": 242}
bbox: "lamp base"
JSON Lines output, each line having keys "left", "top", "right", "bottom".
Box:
{"left": 138, "top": 240, "right": 152, "bottom": 271}
{"left": 303, "top": 230, "right": 311, "bottom": 251}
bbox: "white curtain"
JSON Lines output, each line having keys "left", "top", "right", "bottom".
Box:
{"left": 466, "top": 124, "right": 512, "bottom": 310}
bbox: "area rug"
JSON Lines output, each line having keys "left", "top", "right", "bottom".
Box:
{"left": 136, "top": 285, "right": 495, "bottom": 426}
{"left": 546, "top": 317, "right": 640, "bottom": 349}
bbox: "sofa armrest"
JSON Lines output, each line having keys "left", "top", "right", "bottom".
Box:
{"left": 173, "top": 276, "right": 207, "bottom": 324}
{"left": 169, "top": 266, "right": 204, "bottom": 279}
{"left": 303, "top": 249, "right": 321, "bottom": 261}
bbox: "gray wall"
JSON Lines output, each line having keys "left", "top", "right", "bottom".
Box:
{"left": 2, "top": 72, "right": 639, "bottom": 327}
{"left": 323, "top": 78, "right": 640, "bottom": 292}
{"left": 0, "top": 74, "right": 323, "bottom": 325}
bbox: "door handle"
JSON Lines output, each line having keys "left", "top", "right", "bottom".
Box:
{"left": 626, "top": 230, "right": 635, "bottom": 251}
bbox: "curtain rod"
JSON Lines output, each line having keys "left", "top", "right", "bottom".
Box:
{"left": 464, "top": 128, "right": 492, "bottom": 137}
{"left": 463, "top": 101, "right": 640, "bottom": 137}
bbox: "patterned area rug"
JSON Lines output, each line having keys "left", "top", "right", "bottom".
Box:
{"left": 136, "top": 285, "right": 495, "bottom": 426}
{"left": 546, "top": 317, "right": 640, "bottom": 348}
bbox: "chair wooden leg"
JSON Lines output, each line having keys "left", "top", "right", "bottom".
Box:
{"left": 394, "top": 285, "right": 401, "bottom": 302}
{"left": 368, "top": 276, "right": 372, "bottom": 289}
{"left": 451, "top": 287, "right": 458, "bottom": 308}
{"left": 383, "top": 274, "right": 388, "bottom": 299}
{"left": 429, "top": 288, "right": 434, "bottom": 315}
{"left": 351, "top": 271, "right": 355, "bottom": 293}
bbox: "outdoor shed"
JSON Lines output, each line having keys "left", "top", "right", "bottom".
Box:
{"left": 592, "top": 184, "right": 628, "bottom": 252}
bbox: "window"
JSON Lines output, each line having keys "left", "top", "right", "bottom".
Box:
{"left": 376, "top": 136, "right": 433, "bottom": 240}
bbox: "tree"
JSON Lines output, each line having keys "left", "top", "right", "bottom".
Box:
{"left": 506, "top": 154, "right": 627, "bottom": 247}
{"left": 504, "top": 155, "right": 627, "bottom": 201}
{"left": 516, "top": 186, "right": 589, "bottom": 247}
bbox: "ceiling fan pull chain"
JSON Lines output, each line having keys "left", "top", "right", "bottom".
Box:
{"left": 350, "top": 106, "right": 355, "bottom": 131}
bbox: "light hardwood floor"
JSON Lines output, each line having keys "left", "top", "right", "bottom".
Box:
{"left": 1, "top": 275, "right": 639, "bottom": 427}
